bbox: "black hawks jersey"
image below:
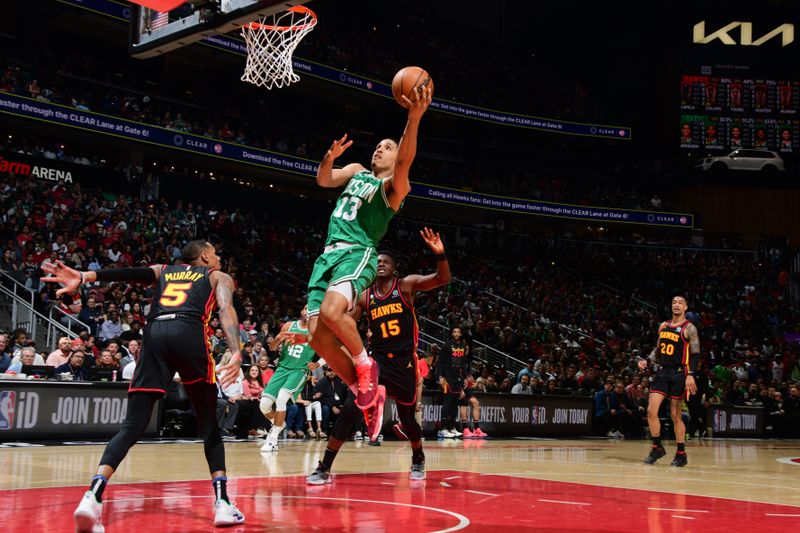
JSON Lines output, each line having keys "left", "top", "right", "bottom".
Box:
{"left": 366, "top": 277, "right": 418, "bottom": 354}
{"left": 656, "top": 320, "right": 690, "bottom": 369}
{"left": 148, "top": 264, "right": 217, "bottom": 323}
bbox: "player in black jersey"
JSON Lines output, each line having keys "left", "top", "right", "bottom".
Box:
{"left": 42, "top": 240, "right": 246, "bottom": 530}
{"left": 638, "top": 295, "right": 700, "bottom": 467}
{"left": 307, "top": 227, "right": 450, "bottom": 484}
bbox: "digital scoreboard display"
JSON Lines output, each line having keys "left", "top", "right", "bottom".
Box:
{"left": 679, "top": 75, "right": 799, "bottom": 152}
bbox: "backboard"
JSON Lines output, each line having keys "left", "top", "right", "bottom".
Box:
{"left": 129, "top": 0, "right": 310, "bottom": 58}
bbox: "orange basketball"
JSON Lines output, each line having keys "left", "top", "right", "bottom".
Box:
{"left": 391, "top": 66, "right": 434, "bottom": 106}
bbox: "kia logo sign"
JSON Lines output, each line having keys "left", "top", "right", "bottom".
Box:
{"left": 693, "top": 21, "right": 795, "bottom": 47}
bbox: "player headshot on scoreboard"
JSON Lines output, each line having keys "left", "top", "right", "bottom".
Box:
{"left": 680, "top": 81, "right": 692, "bottom": 105}
{"left": 755, "top": 86, "right": 768, "bottom": 110}
{"left": 729, "top": 125, "right": 743, "bottom": 148}
{"left": 704, "top": 123, "right": 718, "bottom": 146}
{"left": 780, "top": 128, "right": 792, "bottom": 151}
{"left": 755, "top": 126, "right": 768, "bottom": 149}
{"left": 729, "top": 84, "right": 742, "bottom": 109}
{"left": 680, "top": 122, "right": 693, "bottom": 145}
{"left": 779, "top": 85, "right": 792, "bottom": 110}
{"left": 705, "top": 83, "right": 718, "bottom": 107}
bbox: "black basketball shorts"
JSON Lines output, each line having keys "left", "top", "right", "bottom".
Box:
{"left": 650, "top": 367, "right": 687, "bottom": 400}
{"left": 371, "top": 349, "right": 419, "bottom": 405}
{"left": 129, "top": 319, "right": 215, "bottom": 394}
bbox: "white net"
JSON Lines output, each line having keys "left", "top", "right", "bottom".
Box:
{"left": 240, "top": 6, "right": 317, "bottom": 90}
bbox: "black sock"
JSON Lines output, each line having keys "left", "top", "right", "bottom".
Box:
{"left": 652, "top": 436, "right": 662, "bottom": 448}
{"left": 473, "top": 421, "right": 480, "bottom": 430}
{"left": 321, "top": 447, "right": 338, "bottom": 471}
{"left": 677, "top": 443, "right": 686, "bottom": 453}
{"left": 412, "top": 448, "right": 425, "bottom": 465}
{"left": 89, "top": 475, "right": 107, "bottom": 502}
{"left": 212, "top": 476, "right": 229, "bottom": 503}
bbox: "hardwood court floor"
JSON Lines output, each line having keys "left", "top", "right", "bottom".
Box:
{"left": 1, "top": 438, "right": 799, "bottom": 531}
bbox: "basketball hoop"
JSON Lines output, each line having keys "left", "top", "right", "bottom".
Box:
{"left": 240, "top": 5, "right": 317, "bottom": 90}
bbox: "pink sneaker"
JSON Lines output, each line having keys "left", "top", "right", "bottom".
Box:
{"left": 473, "top": 428, "right": 488, "bottom": 439}
{"left": 462, "top": 427, "right": 474, "bottom": 438}
{"left": 364, "top": 385, "right": 386, "bottom": 442}
{"left": 355, "top": 359, "right": 380, "bottom": 409}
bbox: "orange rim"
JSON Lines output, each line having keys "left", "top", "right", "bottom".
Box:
{"left": 247, "top": 5, "right": 317, "bottom": 32}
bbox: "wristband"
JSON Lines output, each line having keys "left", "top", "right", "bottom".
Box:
{"left": 79, "top": 271, "right": 84, "bottom": 285}
{"left": 435, "top": 253, "right": 447, "bottom": 262}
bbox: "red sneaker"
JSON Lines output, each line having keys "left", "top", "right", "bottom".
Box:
{"left": 392, "top": 422, "right": 409, "bottom": 441}
{"left": 355, "top": 359, "right": 380, "bottom": 409}
{"left": 462, "top": 427, "right": 474, "bottom": 438}
{"left": 364, "top": 385, "right": 386, "bottom": 442}
{"left": 473, "top": 428, "right": 488, "bottom": 439}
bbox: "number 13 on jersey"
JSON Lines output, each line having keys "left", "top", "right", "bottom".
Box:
{"left": 332, "top": 196, "right": 362, "bottom": 221}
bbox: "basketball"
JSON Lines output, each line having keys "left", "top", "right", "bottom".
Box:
{"left": 391, "top": 66, "right": 434, "bottom": 106}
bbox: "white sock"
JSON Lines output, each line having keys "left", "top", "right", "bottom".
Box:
{"left": 353, "top": 349, "right": 370, "bottom": 367}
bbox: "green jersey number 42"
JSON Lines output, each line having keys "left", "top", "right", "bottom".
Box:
{"left": 287, "top": 344, "right": 305, "bottom": 358}
{"left": 332, "top": 196, "right": 362, "bottom": 221}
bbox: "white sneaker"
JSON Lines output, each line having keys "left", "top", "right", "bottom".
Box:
{"left": 74, "top": 491, "right": 104, "bottom": 533}
{"left": 260, "top": 439, "right": 279, "bottom": 453}
{"left": 438, "top": 429, "right": 455, "bottom": 438}
{"left": 213, "top": 499, "right": 245, "bottom": 527}
{"left": 452, "top": 429, "right": 463, "bottom": 437}
{"left": 354, "top": 431, "right": 363, "bottom": 441}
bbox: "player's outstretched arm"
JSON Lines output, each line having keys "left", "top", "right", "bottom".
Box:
{"left": 42, "top": 260, "right": 161, "bottom": 296}
{"left": 269, "top": 322, "right": 292, "bottom": 352}
{"left": 316, "top": 133, "right": 365, "bottom": 188}
{"left": 214, "top": 271, "right": 243, "bottom": 387}
{"left": 387, "top": 86, "right": 432, "bottom": 211}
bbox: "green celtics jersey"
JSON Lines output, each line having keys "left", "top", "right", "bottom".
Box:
{"left": 326, "top": 170, "right": 397, "bottom": 247}
{"left": 278, "top": 321, "right": 316, "bottom": 370}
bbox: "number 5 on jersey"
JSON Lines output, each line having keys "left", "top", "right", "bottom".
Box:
{"left": 160, "top": 282, "right": 192, "bottom": 307}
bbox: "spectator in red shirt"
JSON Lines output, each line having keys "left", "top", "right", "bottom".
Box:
{"left": 256, "top": 354, "right": 274, "bottom": 385}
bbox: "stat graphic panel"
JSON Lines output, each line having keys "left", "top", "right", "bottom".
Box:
{"left": 680, "top": 75, "right": 799, "bottom": 152}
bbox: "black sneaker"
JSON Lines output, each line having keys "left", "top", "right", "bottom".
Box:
{"left": 368, "top": 438, "right": 381, "bottom": 446}
{"left": 643, "top": 446, "right": 667, "bottom": 464}
{"left": 670, "top": 452, "right": 688, "bottom": 467}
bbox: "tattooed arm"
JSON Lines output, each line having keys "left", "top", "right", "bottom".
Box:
{"left": 214, "top": 271, "right": 243, "bottom": 387}
{"left": 683, "top": 322, "right": 700, "bottom": 395}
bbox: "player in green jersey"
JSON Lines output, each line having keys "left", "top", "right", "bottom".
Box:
{"left": 306, "top": 85, "right": 432, "bottom": 441}
{"left": 259, "top": 306, "right": 316, "bottom": 452}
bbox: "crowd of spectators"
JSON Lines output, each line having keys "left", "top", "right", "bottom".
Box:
{"left": 0, "top": 161, "right": 796, "bottom": 437}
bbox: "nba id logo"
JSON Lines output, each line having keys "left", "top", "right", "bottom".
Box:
{"left": 0, "top": 391, "right": 16, "bottom": 430}
{"left": 530, "top": 406, "right": 546, "bottom": 425}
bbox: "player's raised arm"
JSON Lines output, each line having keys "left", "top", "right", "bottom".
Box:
{"left": 42, "top": 260, "right": 161, "bottom": 296}
{"left": 316, "top": 134, "right": 365, "bottom": 188}
{"left": 387, "top": 86, "right": 432, "bottom": 211}
{"left": 403, "top": 227, "right": 451, "bottom": 294}
{"left": 214, "top": 271, "right": 243, "bottom": 387}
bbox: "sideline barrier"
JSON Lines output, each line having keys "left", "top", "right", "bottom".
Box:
{"left": 0, "top": 381, "right": 161, "bottom": 439}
